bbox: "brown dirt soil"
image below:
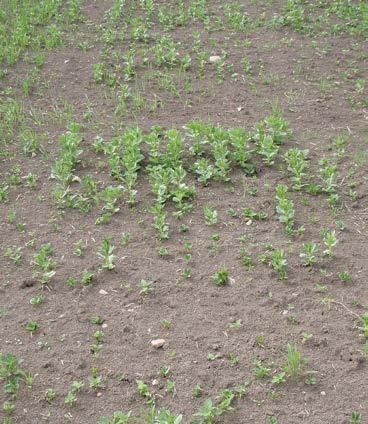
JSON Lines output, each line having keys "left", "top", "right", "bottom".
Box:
{"left": 0, "top": 1, "right": 368, "bottom": 423}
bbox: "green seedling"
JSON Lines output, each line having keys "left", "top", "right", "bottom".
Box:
{"left": 284, "top": 148, "right": 309, "bottom": 190}
{"left": 3, "top": 401, "right": 15, "bottom": 416}
{"left": 30, "top": 294, "right": 45, "bottom": 306}
{"left": 136, "top": 379, "right": 151, "bottom": 398}
{"left": 90, "top": 343, "right": 102, "bottom": 357}
{"left": 272, "top": 372, "right": 286, "bottom": 385}
{"left": 322, "top": 229, "right": 338, "bottom": 257}
{"left": 179, "top": 224, "right": 189, "bottom": 233}
{"left": 359, "top": 314, "right": 368, "bottom": 338}
{"left": 228, "top": 127, "right": 254, "bottom": 173}
{"left": 301, "top": 332, "right": 313, "bottom": 344}
{"left": 256, "top": 132, "right": 279, "bottom": 165}
{"left": 228, "top": 353, "right": 240, "bottom": 367}
{"left": 210, "top": 128, "right": 231, "bottom": 181}
{"left": 240, "top": 248, "right": 254, "bottom": 270}
{"left": 97, "top": 238, "right": 116, "bottom": 270}
{"left": 338, "top": 271, "right": 351, "bottom": 282}
{"left": 159, "top": 246, "right": 169, "bottom": 257}
{"left": 25, "top": 321, "right": 40, "bottom": 335}
{"left": 71, "top": 380, "right": 84, "bottom": 393}
{"left": 65, "top": 391, "right": 77, "bottom": 406}
{"left": 159, "top": 366, "right": 170, "bottom": 378}
{"left": 242, "top": 207, "right": 267, "bottom": 221}
{"left": 255, "top": 334, "right": 265, "bottom": 347}
{"left": 73, "top": 240, "right": 84, "bottom": 257}
{"left": 96, "top": 186, "right": 123, "bottom": 224}
{"left": 253, "top": 360, "right": 271, "bottom": 378}
{"left": 120, "top": 127, "right": 144, "bottom": 205}
{"left": 271, "top": 249, "right": 288, "bottom": 280}
{"left": 94, "top": 330, "right": 104, "bottom": 344}
{"left": 328, "top": 192, "right": 341, "bottom": 214}
{"left": 300, "top": 242, "right": 318, "bottom": 266}
{"left": 275, "top": 184, "right": 303, "bottom": 235}
{"left": 89, "top": 372, "right": 104, "bottom": 391}
{"left": 182, "top": 267, "right": 192, "bottom": 278}
{"left": 93, "top": 63, "right": 106, "bottom": 84}
{"left": 235, "top": 380, "right": 251, "bottom": 398}
{"left": 81, "top": 270, "right": 94, "bottom": 286}
{"left": 4, "top": 247, "right": 22, "bottom": 265}
{"left": 139, "top": 279, "right": 153, "bottom": 295}
{"left": 151, "top": 203, "right": 169, "bottom": 239}
{"left": 227, "top": 208, "right": 237, "bottom": 217}
{"left": 194, "top": 158, "right": 214, "bottom": 185}
{"left": 45, "top": 388, "right": 57, "bottom": 403}
{"left": 211, "top": 267, "right": 230, "bottom": 286}
{"left": 336, "top": 220, "right": 346, "bottom": 231}
{"left": 224, "top": 2, "right": 249, "bottom": 31}
{"left": 0, "top": 185, "right": 9, "bottom": 202}
{"left": 153, "top": 35, "right": 179, "bottom": 68}
{"left": 241, "top": 56, "right": 253, "bottom": 76}
{"left": 217, "top": 389, "right": 235, "bottom": 414}
{"left": 207, "top": 353, "right": 220, "bottom": 361}
{"left": 161, "top": 319, "right": 172, "bottom": 329}
{"left": 211, "top": 234, "right": 220, "bottom": 252}
{"left": 25, "top": 173, "right": 39, "bottom": 188}
{"left": 204, "top": 205, "right": 218, "bottom": 225}
{"left": 355, "top": 78, "right": 365, "bottom": 95}
{"left": 283, "top": 343, "right": 305, "bottom": 377}
{"left": 214, "top": 56, "right": 226, "bottom": 84}
{"left": 351, "top": 411, "right": 362, "bottom": 423}
{"left": 166, "top": 379, "right": 175, "bottom": 395}
{"left": 184, "top": 253, "right": 193, "bottom": 264}
{"left": 229, "top": 319, "right": 242, "bottom": 330}
{"left": 333, "top": 132, "right": 350, "bottom": 156}
{"left": 194, "top": 384, "right": 203, "bottom": 398}
{"left": 90, "top": 315, "right": 104, "bottom": 326}
{"left": 99, "top": 410, "right": 132, "bottom": 424}
{"left": 67, "top": 277, "right": 78, "bottom": 287}
{"left": 32, "top": 243, "right": 56, "bottom": 285}
{"left": 193, "top": 398, "right": 218, "bottom": 422}
{"left": 120, "top": 233, "right": 130, "bottom": 246}
{"left": 319, "top": 158, "right": 338, "bottom": 193}
{"left": 184, "top": 242, "right": 193, "bottom": 253}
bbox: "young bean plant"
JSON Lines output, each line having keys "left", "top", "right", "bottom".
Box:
{"left": 271, "top": 249, "right": 288, "bottom": 280}
{"left": 284, "top": 148, "right": 309, "bottom": 190}
{"left": 321, "top": 229, "right": 338, "bottom": 257}
{"left": 299, "top": 242, "right": 319, "bottom": 266}
{"left": 97, "top": 238, "right": 117, "bottom": 270}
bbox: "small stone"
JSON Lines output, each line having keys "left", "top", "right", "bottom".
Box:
{"left": 151, "top": 339, "right": 165, "bottom": 349}
{"left": 151, "top": 379, "right": 159, "bottom": 386}
{"left": 320, "top": 391, "right": 326, "bottom": 396}
{"left": 96, "top": 392, "right": 102, "bottom": 397}
{"left": 102, "top": 323, "right": 108, "bottom": 329}
{"left": 99, "top": 289, "right": 108, "bottom": 295}
{"left": 209, "top": 55, "right": 221, "bottom": 63}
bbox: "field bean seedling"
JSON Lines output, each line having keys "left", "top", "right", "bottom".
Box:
{"left": 0, "top": 0, "right": 367, "bottom": 423}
